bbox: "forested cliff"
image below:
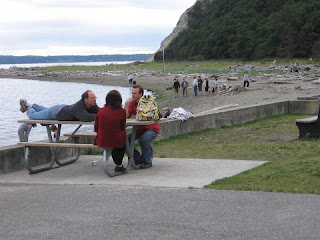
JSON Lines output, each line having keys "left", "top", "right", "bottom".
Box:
{"left": 154, "top": 0, "right": 320, "bottom": 61}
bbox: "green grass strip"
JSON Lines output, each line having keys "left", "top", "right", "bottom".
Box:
{"left": 35, "top": 59, "right": 319, "bottom": 75}
{"left": 154, "top": 114, "right": 320, "bottom": 194}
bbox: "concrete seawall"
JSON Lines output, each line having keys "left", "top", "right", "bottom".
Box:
{"left": 1, "top": 100, "right": 319, "bottom": 173}
{"left": 157, "top": 100, "right": 318, "bottom": 140}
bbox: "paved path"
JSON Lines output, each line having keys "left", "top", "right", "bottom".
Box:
{"left": 1, "top": 156, "right": 319, "bottom": 240}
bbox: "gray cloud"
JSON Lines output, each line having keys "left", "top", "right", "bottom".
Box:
{"left": 17, "top": 0, "right": 196, "bottom": 10}
{"left": 1, "top": 1, "right": 195, "bottom": 55}
{"left": 0, "top": 19, "right": 166, "bottom": 53}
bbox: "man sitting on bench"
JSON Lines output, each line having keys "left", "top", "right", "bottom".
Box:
{"left": 20, "top": 90, "right": 99, "bottom": 121}
{"left": 122, "top": 84, "right": 160, "bottom": 169}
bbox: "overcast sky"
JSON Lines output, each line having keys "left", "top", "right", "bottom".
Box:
{"left": 0, "top": 0, "right": 196, "bottom": 56}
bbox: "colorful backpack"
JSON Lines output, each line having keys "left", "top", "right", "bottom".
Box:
{"left": 136, "top": 95, "right": 160, "bottom": 121}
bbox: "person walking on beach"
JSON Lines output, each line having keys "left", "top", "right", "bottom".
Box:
{"left": 204, "top": 78, "right": 209, "bottom": 93}
{"left": 94, "top": 90, "right": 127, "bottom": 173}
{"left": 209, "top": 78, "right": 215, "bottom": 93}
{"left": 128, "top": 74, "right": 134, "bottom": 86}
{"left": 181, "top": 78, "right": 189, "bottom": 97}
{"left": 198, "top": 76, "right": 203, "bottom": 93}
{"left": 214, "top": 78, "right": 219, "bottom": 92}
{"left": 243, "top": 71, "right": 249, "bottom": 87}
{"left": 173, "top": 78, "right": 180, "bottom": 97}
{"left": 20, "top": 90, "right": 99, "bottom": 121}
{"left": 193, "top": 76, "right": 198, "bottom": 96}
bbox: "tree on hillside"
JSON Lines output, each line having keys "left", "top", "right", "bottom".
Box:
{"left": 155, "top": 0, "right": 320, "bottom": 61}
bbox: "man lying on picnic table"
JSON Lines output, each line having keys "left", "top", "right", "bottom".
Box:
{"left": 19, "top": 90, "right": 99, "bottom": 121}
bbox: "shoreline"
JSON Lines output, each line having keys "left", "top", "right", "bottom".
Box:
{"left": 2, "top": 64, "right": 320, "bottom": 114}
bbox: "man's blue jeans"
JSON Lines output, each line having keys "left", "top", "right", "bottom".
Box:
{"left": 193, "top": 86, "right": 198, "bottom": 96}
{"left": 127, "top": 130, "right": 157, "bottom": 164}
{"left": 27, "top": 104, "right": 67, "bottom": 120}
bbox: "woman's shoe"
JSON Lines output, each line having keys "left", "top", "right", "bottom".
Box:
{"left": 115, "top": 165, "right": 126, "bottom": 173}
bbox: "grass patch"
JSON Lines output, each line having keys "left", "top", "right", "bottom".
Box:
{"left": 153, "top": 114, "right": 320, "bottom": 194}
{"left": 35, "top": 58, "right": 318, "bottom": 74}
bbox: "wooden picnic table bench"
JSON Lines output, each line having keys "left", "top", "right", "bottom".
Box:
{"left": 295, "top": 115, "right": 320, "bottom": 138}
{"left": 17, "top": 119, "right": 158, "bottom": 177}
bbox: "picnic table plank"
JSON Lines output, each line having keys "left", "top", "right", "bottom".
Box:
{"left": 295, "top": 116, "right": 318, "bottom": 123}
{"left": 18, "top": 118, "right": 159, "bottom": 126}
{"left": 18, "top": 142, "right": 98, "bottom": 148}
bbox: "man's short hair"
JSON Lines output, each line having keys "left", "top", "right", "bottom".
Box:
{"left": 81, "top": 90, "right": 92, "bottom": 100}
{"left": 132, "top": 84, "right": 144, "bottom": 95}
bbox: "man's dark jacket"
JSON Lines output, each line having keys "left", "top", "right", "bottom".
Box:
{"left": 56, "top": 99, "right": 99, "bottom": 121}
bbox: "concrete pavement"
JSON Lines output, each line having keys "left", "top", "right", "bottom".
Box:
{"left": 0, "top": 156, "right": 267, "bottom": 188}
{"left": 1, "top": 156, "right": 319, "bottom": 240}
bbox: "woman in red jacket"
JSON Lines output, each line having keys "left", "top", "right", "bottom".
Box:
{"left": 94, "top": 90, "right": 127, "bottom": 172}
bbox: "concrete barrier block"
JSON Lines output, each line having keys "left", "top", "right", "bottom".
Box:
{"left": 0, "top": 145, "right": 24, "bottom": 172}
{"left": 289, "top": 100, "right": 319, "bottom": 114}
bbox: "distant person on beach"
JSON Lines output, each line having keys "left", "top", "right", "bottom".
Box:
{"left": 193, "top": 76, "right": 198, "bottom": 96}
{"left": 173, "top": 78, "right": 180, "bottom": 97}
{"left": 197, "top": 76, "right": 203, "bottom": 93}
{"left": 204, "top": 78, "right": 209, "bottom": 93}
{"left": 94, "top": 90, "right": 127, "bottom": 173}
{"left": 222, "top": 83, "right": 228, "bottom": 90}
{"left": 20, "top": 90, "right": 99, "bottom": 121}
{"left": 18, "top": 123, "right": 36, "bottom": 142}
{"left": 209, "top": 78, "right": 215, "bottom": 93}
{"left": 243, "top": 71, "right": 249, "bottom": 87}
{"left": 181, "top": 78, "right": 189, "bottom": 97}
{"left": 128, "top": 74, "right": 134, "bottom": 86}
{"left": 214, "top": 78, "right": 219, "bottom": 92}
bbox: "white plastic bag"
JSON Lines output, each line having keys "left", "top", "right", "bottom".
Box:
{"left": 168, "top": 107, "right": 194, "bottom": 121}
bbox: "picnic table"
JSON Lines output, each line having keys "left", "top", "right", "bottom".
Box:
{"left": 295, "top": 115, "right": 320, "bottom": 138}
{"left": 17, "top": 118, "right": 158, "bottom": 177}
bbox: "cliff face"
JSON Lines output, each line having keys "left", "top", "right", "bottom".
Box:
{"left": 145, "top": 2, "right": 197, "bottom": 62}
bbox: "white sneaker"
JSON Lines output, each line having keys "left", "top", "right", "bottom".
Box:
{"left": 20, "top": 99, "right": 28, "bottom": 113}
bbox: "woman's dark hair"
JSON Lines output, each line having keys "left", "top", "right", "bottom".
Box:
{"left": 105, "top": 90, "right": 122, "bottom": 109}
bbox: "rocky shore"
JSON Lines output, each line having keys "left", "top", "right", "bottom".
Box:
{"left": 1, "top": 63, "right": 320, "bottom": 114}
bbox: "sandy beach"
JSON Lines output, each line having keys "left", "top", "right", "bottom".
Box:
{"left": 1, "top": 63, "right": 320, "bottom": 114}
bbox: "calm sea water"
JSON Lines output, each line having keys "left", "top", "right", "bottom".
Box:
{"left": 0, "top": 78, "right": 150, "bottom": 147}
{"left": 0, "top": 61, "right": 133, "bottom": 69}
